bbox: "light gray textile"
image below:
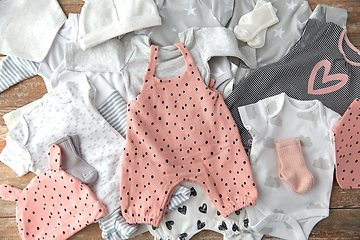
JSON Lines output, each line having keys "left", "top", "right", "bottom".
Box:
{"left": 65, "top": 27, "right": 256, "bottom": 101}
{"left": 0, "top": 55, "right": 39, "bottom": 93}
{"left": 137, "top": 0, "right": 234, "bottom": 46}
{"left": 310, "top": 4, "right": 348, "bottom": 28}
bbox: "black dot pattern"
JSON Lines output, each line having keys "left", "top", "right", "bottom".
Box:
{"left": 121, "top": 43, "right": 257, "bottom": 226}
{"left": 334, "top": 98, "right": 360, "bottom": 189}
{"left": 3, "top": 145, "right": 108, "bottom": 239}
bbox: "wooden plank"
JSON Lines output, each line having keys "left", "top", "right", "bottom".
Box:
{"left": 0, "top": 208, "right": 359, "bottom": 239}
{"left": 0, "top": 76, "right": 47, "bottom": 108}
{"left": 61, "top": 5, "right": 83, "bottom": 15}
{"left": 330, "top": 178, "right": 360, "bottom": 209}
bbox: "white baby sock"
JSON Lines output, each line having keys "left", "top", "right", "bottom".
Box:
{"left": 234, "top": 0, "right": 278, "bottom": 48}
{"left": 248, "top": 1, "right": 278, "bottom": 48}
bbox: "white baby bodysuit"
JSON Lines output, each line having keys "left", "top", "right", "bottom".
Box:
{"left": 148, "top": 182, "right": 263, "bottom": 240}
{"left": 238, "top": 93, "right": 340, "bottom": 240}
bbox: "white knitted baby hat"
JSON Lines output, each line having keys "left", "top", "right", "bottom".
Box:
{"left": 78, "top": 0, "right": 162, "bottom": 50}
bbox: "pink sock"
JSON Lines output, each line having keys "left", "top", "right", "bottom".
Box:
{"left": 275, "top": 139, "right": 314, "bottom": 194}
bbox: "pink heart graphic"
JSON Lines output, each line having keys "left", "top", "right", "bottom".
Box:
{"left": 308, "top": 60, "right": 348, "bottom": 95}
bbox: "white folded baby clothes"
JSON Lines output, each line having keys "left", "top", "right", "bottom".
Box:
{"left": 0, "top": 0, "right": 66, "bottom": 61}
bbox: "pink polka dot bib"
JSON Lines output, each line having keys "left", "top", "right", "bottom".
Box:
{"left": 333, "top": 98, "right": 360, "bottom": 189}
{"left": 120, "top": 43, "right": 257, "bottom": 227}
{"left": 0, "top": 144, "right": 107, "bottom": 239}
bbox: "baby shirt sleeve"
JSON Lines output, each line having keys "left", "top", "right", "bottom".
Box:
{"left": 238, "top": 100, "right": 268, "bottom": 139}
{"left": 310, "top": 5, "right": 348, "bottom": 29}
{"left": 65, "top": 38, "right": 134, "bottom": 74}
{"left": 0, "top": 110, "right": 33, "bottom": 176}
{"left": 0, "top": 55, "right": 39, "bottom": 93}
{"left": 0, "top": 135, "right": 32, "bottom": 176}
{"left": 320, "top": 103, "right": 341, "bottom": 135}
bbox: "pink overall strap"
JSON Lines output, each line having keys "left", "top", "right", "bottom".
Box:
{"left": 48, "top": 144, "right": 62, "bottom": 171}
{"left": 145, "top": 45, "right": 160, "bottom": 77}
{"left": 0, "top": 184, "right": 22, "bottom": 202}
{"left": 174, "top": 42, "right": 196, "bottom": 69}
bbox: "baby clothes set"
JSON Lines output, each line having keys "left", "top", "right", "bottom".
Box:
{"left": 0, "top": 13, "right": 191, "bottom": 240}
{"left": 0, "top": 2, "right": 357, "bottom": 240}
{"left": 225, "top": 19, "right": 360, "bottom": 148}
{"left": 238, "top": 93, "right": 340, "bottom": 240}
{"left": 0, "top": 144, "right": 108, "bottom": 239}
{"left": 0, "top": 75, "right": 143, "bottom": 239}
{"left": 120, "top": 43, "right": 257, "bottom": 227}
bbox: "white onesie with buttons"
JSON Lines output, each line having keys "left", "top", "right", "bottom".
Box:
{"left": 238, "top": 93, "right": 340, "bottom": 240}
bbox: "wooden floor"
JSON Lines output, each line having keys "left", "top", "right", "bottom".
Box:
{"left": 1, "top": 0, "right": 360, "bottom": 239}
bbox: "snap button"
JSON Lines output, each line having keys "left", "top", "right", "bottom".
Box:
{"left": 284, "top": 216, "right": 289, "bottom": 221}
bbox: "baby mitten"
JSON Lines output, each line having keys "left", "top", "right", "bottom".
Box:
{"left": 234, "top": 0, "right": 278, "bottom": 47}
{"left": 275, "top": 139, "right": 314, "bottom": 194}
{"left": 52, "top": 135, "right": 98, "bottom": 184}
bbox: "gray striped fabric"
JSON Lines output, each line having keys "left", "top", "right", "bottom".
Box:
{"left": 225, "top": 19, "right": 357, "bottom": 148}
{"left": 165, "top": 185, "right": 191, "bottom": 214}
{"left": 99, "top": 208, "right": 137, "bottom": 240}
{"left": 0, "top": 55, "right": 39, "bottom": 92}
{"left": 97, "top": 91, "right": 128, "bottom": 138}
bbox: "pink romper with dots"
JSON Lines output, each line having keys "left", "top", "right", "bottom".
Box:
{"left": 120, "top": 43, "right": 257, "bottom": 226}
{"left": 333, "top": 98, "right": 360, "bottom": 189}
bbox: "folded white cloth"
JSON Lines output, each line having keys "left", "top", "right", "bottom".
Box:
{"left": 0, "top": 0, "right": 66, "bottom": 61}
